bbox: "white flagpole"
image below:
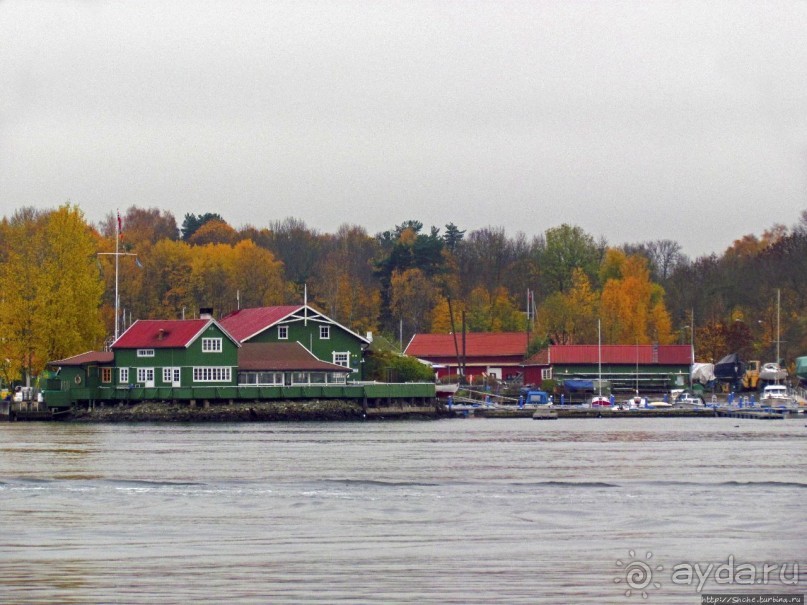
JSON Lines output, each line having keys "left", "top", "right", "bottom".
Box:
{"left": 115, "top": 210, "right": 120, "bottom": 341}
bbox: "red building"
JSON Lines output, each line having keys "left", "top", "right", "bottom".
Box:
{"left": 404, "top": 332, "right": 530, "bottom": 381}
{"left": 522, "top": 344, "right": 693, "bottom": 393}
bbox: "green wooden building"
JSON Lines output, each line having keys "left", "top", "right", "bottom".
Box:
{"left": 219, "top": 305, "right": 371, "bottom": 380}
{"left": 111, "top": 318, "right": 241, "bottom": 388}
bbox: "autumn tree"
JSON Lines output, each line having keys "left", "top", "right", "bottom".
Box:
{"left": 375, "top": 221, "right": 446, "bottom": 332}
{"left": 430, "top": 297, "right": 466, "bottom": 333}
{"left": 138, "top": 239, "right": 194, "bottom": 319}
{"left": 464, "top": 286, "right": 525, "bottom": 332}
{"left": 230, "top": 239, "right": 287, "bottom": 308}
{"left": 189, "top": 244, "right": 237, "bottom": 317}
{"left": 599, "top": 253, "right": 673, "bottom": 345}
{"left": 101, "top": 206, "right": 178, "bottom": 244}
{"left": 0, "top": 205, "right": 105, "bottom": 382}
{"left": 313, "top": 225, "right": 381, "bottom": 335}
{"left": 188, "top": 219, "right": 239, "bottom": 246}
{"left": 389, "top": 268, "right": 441, "bottom": 343}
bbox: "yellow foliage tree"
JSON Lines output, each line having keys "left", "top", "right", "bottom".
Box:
{"left": 600, "top": 254, "right": 673, "bottom": 344}
{"left": 0, "top": 205, "right": 105, "bottom": 381}
{"left": 190, "top": 244, "right": 237, "bottom": 316}
{"left": 231, "top": 239, "right": 286, "bottom": 308}
{"left": 430, "top": 297, "right": 466, "bottom": 333}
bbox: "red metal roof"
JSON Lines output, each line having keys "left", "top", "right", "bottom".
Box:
{"left": 405, "top": 332, "right": 529, "bottom": 359}
{"left": 48, "top": 351, "right": 114, "bottom": 366}
{"left": 112, "top": 319, "right": 211, "bottom": 349}
{"left": 524, "top": 344, "right": 692, "bottom": 366}
{"left": 220, "top": 306, "right": 301, "bottom": 342}
{"left": 238, "top": 342, "right": 349, "bottom": 372}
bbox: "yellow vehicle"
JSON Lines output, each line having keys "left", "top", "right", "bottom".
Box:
{"left": 742, "top": 360, "right": 761, "bottom": 391}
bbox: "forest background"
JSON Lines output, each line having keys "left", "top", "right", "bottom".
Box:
{"left": 1, "top": 204, "right": 806, "bottom": 385}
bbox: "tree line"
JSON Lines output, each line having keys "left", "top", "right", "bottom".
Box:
{"left": 1, "top": 204, "right": 806, "bottom": 385}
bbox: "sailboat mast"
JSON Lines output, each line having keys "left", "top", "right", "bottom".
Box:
{"left": 598, "top": 318, "right": 602, "bottom": 397}
{"left": 776, "top": 288, "right": 780, "bottom": 365}
{"left": 114, "top": 211, "right": 120, "bottom": 341}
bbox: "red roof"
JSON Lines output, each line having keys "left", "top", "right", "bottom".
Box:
{"left": 405, "top": 332, "right": 529, "bottom": 359}
{"left": 113, "top": 319, "right": 212, "bottom": 349}
{"left": 48, "top": 351, "right": 114, "bottom": 366}
{"left": 238, "top": 342, "right": 349, "bottom": 372}
{"left": 220, "top": 306, "right": 301, "bottom": 342}
{"left": 524, "top": 344, "right": 692, "bottom": 366}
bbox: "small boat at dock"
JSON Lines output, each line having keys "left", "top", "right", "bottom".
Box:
{"left": 532, "top": 408, "right": 558, "bottom": 420}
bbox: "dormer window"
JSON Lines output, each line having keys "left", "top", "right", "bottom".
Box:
{"left": 201, "top": 338, "right": 222, "bottom": 353}
{"left": 278, "top": 326, "right": 288, "bottom": 340}
{"left": 137, "top": 349, "right": 155, "bottom": 357}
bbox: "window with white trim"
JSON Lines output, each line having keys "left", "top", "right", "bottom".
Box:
{"left": 319, "top": 325, "right": 330, "bottom": 339}
{"left": 101, "top": 368, "right": 112, "bottom": 383}
{"left": 137, "top": 349, "right": 155, "bottom": 357}
{"left": 541, "top": 368, "right": 553, "bottom": 380}
{"left": 137, "top": 368, "right": 155, "bottom": 383}
{"left": 119, "top": 367, "right": 129, "bottom": 383}
{"left": 192, "top": 367, "right": 232, "bottom": 382}
{"left": 333, "top": 352, "right": 350, "bottom": 368}
{"left": 238, "top": 371, "right": 283, "bottom": 385}
{"left": 201, "top": 338, "right": 222, "bottom": 352}
{"left": 162, "top": 367, "right": 181, "bottom": 383}
{"left": 278, "top": 326, "right": 288, "bottom": 340}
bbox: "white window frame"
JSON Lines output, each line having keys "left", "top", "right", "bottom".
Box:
{"left": 278, "top": 325, "right": 288, "bottom": 340}
{"left": 137, "top": 349, "right": 155, "bottom": 357}
{"left": 162, "top": 367, "right": 181, "bottom": 384}
{"left": 192, "top": 367, "right": 232, "bottom": 383}
{"left": 137, "top": 367, "right": 155, "bottom": 384}
{"left": 333, "top": 352, "right": 350, "bottom": 368}
{"left": 319, "top": 325, "right": 330, "bottom": 340}
{"left": 119, "top": 367, "right": 129, "bottom": 384}
{"left": 101, "top": 367, "right": 112, "bottom": 383}
{"left": 201, "top": 337, "right": 222, "bottom": 353}
{"left": 541, "top": 368, "right": 553, "bottom": 380}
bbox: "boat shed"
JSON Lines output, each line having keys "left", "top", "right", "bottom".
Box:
{"left": 522, "top": 344, "right": 693, "bottom": 394}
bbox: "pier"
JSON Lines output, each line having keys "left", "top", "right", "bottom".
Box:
{"left": 452, "top": 406, "right": 721, "bottom": 419}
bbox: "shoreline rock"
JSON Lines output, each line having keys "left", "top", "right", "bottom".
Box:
{"left": 67, "top": 400, "right": 370, "bottom": 423}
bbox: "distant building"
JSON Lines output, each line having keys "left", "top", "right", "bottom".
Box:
{"left": 404, "top": 332, "right": 529, "bottom": 381}
{"left": 522, "top": 344, "right": 692, "bottom": 394}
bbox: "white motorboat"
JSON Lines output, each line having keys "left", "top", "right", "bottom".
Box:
{"left": 759, "top": 362, "right": 787, "bottom": 382}
{"left": 760, "top": 384, "right": 793, "bottom": 405}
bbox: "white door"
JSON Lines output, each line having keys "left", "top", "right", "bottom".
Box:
{"left": 137, "top": 367, "right": 155, "bottom": 388}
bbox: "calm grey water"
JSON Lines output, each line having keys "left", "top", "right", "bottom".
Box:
{"left": 1, "top": 417, "right": 805, "bottom": 604}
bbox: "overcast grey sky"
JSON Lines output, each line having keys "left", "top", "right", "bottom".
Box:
{"left": 2, "top": 1, "right": 805, "bottom": 257}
